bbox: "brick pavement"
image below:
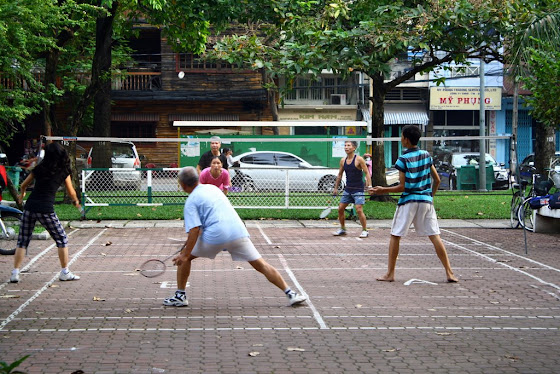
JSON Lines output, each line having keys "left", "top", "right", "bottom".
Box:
{"left": 0, "top": 221, "right": 558, "bottom": 373}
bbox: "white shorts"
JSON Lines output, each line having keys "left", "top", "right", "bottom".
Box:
{"left": 191, "top": 237, "right": 262, "bottom": 262}
{"left": 390, "top": 202, "right": 440, "bottom": 237}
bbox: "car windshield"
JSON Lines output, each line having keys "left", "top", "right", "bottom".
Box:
{"left": 112, "top": 144, "right": 135, "bottom": 158}
{"left": 452, "top": 154, "right": 496, "bottom": 167}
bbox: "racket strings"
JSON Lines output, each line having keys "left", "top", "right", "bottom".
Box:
{"left": 140, "top": 259, "right": 166, "bottom": 278}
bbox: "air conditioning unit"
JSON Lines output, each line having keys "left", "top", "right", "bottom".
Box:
{"left": 330, "top": 94, "right": 346, "bottom": 105}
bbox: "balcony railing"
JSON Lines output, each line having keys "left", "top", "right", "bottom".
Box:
{"left": 1, "top": 71, "right": 162, "bottom": 91}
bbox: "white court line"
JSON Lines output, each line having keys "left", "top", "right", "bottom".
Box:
{"left": 443, "top": 237, "right": 560, "bottom": 291}
{"left": 442, "top": 229, "right": 560, "bottom": 273}
{"left": 256, "top": 223, "right": 328, "bottom": 330}
{"left": 0, "top": 229, "right": 80, "bottom": 292}
{"left": 0, "top": 229, "right": 107, "bottom": 331}
{"left": 2, "top": 326, "right": 558, "bottom": 333}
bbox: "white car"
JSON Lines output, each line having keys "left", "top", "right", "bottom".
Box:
{"left": 229, "top": 151, "right": 344, "bottom": 192}
{"left": 86, "top": 142, "right": 141, "bottom": 189}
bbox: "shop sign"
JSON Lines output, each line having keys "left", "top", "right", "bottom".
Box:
{"left": 429, "top": 87, "right": 502, "bottom": 110}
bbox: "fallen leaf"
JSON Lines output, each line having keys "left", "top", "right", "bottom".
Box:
{"left": 501, "top": 201, "right": 506, "bottom": 205}
{"left": 152, "top": 208, "right": 157, "bottom": 211}
{"left": 135, "top": 268, "right": 142, "bottom": 272}
{"left": 137, "top": 213, "right": 142, "bottom": 217}
{"left": 383, "top": 348, "right": 398, "bottom": 352}
{"left": 104, "top": 242, "right": 112, "bottom": 246}
{"left": 236, "top": 266, "right": 244, "bottom": 270}
{"left": 464, "top": 195, "right": 469, "bottom": 198}
{"left": 0, "top": 295, "right": 20, "bottom": 299}
{"left": 287, "top": 347, "right": 305, "bottom": 352}
{"left": 435, "top": 332, "right": 452, "bottom": 336}
{"left": 123, "top": 273, "right": 138, "bottom": 276}
{"left": 477, "top": 212, "right": 484, "bottom": 216}
{"left": 93, "top": 296, "right": 106, "bottom": 302}
{"left": 252, "top": 344, "right": 264, "bottom": 347}
{"left": 125, "top": 309, "right": 133, "bottom": 313}
{"left": 101, "top": 253, "right": 107, "bottom": 256}
{"left": 504, "top": 355, "right": 519, "bottom": 361}
{"left": 355, "top": 304, "right": 362, "bottom": 308}
{"left": 248, "top": 352, "right": 260, "bottom": 357}
{"left": 49, "top": 284, "right": 59, "bottom": 288}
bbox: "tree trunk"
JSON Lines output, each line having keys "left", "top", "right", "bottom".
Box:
{"left": 43, "top": 51, "right": 59, "bottom": 137}
{"left": 370, "top": 73, "right": 387, "bottom": 187}
{"left": 91, "top": 1, "right": 118, "bottom": 168}
{"left": 534, "top": 123, "right": 556, "bottom": 178}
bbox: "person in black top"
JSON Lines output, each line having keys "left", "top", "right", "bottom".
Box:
{"left": 196, "top": 136, "right": 228, "bottom": 174}
{"left": 9, "top": 143, "right": 82, "bottom": 283}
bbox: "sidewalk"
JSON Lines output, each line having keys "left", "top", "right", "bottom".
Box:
{"left": 65, "top": 218, "right": 512, "bottom": 229}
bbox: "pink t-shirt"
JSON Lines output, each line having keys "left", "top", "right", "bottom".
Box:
{"left": 199, "top": 167, "right": 230, "bottom": 191}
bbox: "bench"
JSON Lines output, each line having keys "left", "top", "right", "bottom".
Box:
{"left": 534, "top": 206, "right": 560, "bottom": 233}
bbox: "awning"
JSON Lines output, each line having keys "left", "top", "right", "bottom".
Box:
{"left": 173, "top": 120, "right": 366, "bottom": 127}
{"left": 384, "top": 104, "right": 429, "bottom": 126}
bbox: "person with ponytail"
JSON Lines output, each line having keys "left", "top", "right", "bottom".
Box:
{"left": 9, "top": 142, "right": 82, "bottom": 283}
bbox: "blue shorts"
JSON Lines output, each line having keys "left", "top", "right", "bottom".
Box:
{"left": 17, "top": 210, "right": 68, "bottom": 249}
{"left": 340, "top": 190, "right": 366, "bottom": 205}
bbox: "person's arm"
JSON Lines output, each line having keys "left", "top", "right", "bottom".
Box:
{"left": 173, "top": 226, "right": 201, "bottom": 266}
{"left": 430, "top": 165, "right": 440, "bottom": 197}
{"left": 18, "top": 173, "right": 35, "bottom": 205}
{"left": 371, "top": 171, "right": 405, "bottom": 195}
{"left": 333, "top": 158, "right": 344, "bottom": 195}
{"left": 223, "top": 170, "right": 231, "bottom": 195}
{"left": 357, "top": 156, "right": 372, "bottom": 189}
{"left": 63, "top": 175, "right": 82, "bottom": 211}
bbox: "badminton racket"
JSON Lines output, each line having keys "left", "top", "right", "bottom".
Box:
{"left": 319, "top": 195, "right": 337, "bottom": 219}
{"left": 139, "top": 248, "right": 183, "bottom": 278}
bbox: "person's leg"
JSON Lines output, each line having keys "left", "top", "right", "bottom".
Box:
{"left": 248, "top": 258, "right": 306, "bottom": 305}
{"left": 355, "top": 204, "right": 367, "bottom": 231}
{"left": 377, "top": 235, "right": 401, "bottom": 282}
{"left": 11, "top": 211, "right": 35, "bottom": 282}
{"left": 428, "top": 235, "right": 459, "bottom": 282}
{"left": 337, "top": 202, "right": 349, "bottom": 230}
{"left": 177, "top": 255, "right": 196, "bottom": 290}
{"left": 249, "top": 258, "right": 289, "bottom": 290}
{"left": 37, "top": 213, "right": 78, "bottom": 280}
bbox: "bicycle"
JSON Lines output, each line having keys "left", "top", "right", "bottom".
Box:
{"left": 517, "top": 173, "right": 555, "bottom": 232}
{"left": 510, "top": 179, "right": 528, "bottom": 229}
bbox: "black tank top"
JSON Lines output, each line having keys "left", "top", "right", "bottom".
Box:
{"left": 343, "top": 155, "right": 364, "bottom": 192}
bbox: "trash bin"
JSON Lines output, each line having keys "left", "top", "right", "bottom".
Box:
{"left": 457, "top": 165, "right": 477, "bottom": 190}
{"left": 5, "top": 166, "right": 22, "bottom": 187}
{"left": 457, "top": 165, "right": 494, "bottom": 190}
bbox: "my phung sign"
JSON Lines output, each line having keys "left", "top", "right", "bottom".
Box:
{"left": 429, "top": 87, "right": 502, "bottom": 110}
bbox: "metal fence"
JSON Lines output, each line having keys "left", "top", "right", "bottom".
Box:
{"left": 81, "top": 168, "right": 344, "bottom": 215}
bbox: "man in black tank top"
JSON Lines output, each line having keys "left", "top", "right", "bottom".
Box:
{"left": 332, "top": 141, "right": 372, "bottom": 238}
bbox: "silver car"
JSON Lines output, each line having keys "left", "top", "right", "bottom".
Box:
{"left": 86, "top": 142, "right": 141, "bottom": 189}
{"left": 229, "top": 151, "right": 344, "bottom": 192}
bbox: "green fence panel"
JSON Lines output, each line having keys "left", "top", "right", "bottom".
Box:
{"left": 179, "top": 135, "right": 363, "bottom": 168}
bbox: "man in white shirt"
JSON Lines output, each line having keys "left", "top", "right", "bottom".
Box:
{"left": 163, "top": 166, "right": 307, "bottom": 307}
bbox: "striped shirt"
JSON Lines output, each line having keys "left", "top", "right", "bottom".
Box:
{"left": 394, "top": 147, "right": 433, "bottom": 205}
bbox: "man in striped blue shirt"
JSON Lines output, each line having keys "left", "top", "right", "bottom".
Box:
{"left": 370, "top": 125, "right": 458, "bottom": 283}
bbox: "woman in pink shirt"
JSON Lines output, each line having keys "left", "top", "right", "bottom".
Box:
{"left": 199, "top": 156, "right": 231, "bottom": 194}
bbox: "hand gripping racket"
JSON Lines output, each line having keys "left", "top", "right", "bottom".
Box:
{"left": 139, "top": 248, "right": 183, "bottom": 278}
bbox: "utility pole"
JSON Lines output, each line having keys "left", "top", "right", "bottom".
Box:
{"left": 479, "top": 59, "right": 487, "bottom": 191}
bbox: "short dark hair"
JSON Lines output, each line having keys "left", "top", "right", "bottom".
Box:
{"left": 401, "top": 125, "right": 421, "bottom": 146}
{"left": 345, "top": 140, "right": 358, "bottom": 149}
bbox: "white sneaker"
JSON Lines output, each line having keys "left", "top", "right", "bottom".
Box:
{"left": 163, "top": 291, "right": 188, "bottom": 307}
{"left": 333, "top": 228, "right": 347, "bottom": 236}
{"left": 288, "top": 293, "right": 307, "bottom": 306}
{"left": 10, "top": 272, "right": 19, "bottom": 283}
{"left": 359, "top": 230, "right": 369, "bottom": 238}
{"left": 59, "top": 271, "right": 80, "bottom": 281}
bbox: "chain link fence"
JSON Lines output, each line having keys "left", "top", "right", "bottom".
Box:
{"left": 81, "top": 168, "right": 346, "bottom": 216}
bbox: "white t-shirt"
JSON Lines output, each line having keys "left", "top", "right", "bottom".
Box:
{"left": 184, "top": 184, "right": 249, "bottom": 244}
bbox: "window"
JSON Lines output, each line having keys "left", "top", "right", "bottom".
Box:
{"left": 283, "top": 75, "right": 350, "bottom": 103}
{"left": 111, "top": 122, "right": 155, "bottom": 138}
{"left": 276, "top": 154, "right": 302, "bottom": 167}
{"left": 241, "top": 153, "right": 275, "bottom": 165}
{"left": 177, "top": 53, "right": 241, "bottom": 72}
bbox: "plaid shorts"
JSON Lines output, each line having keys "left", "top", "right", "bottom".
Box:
{"left": 17, "top": 210, "right": 68, "bottom": 249}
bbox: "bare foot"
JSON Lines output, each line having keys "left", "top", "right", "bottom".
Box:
{"left": 376, "top": 275, "right": 394, "bottom": 282}
{"left": 447, "top": 274, "right": 459, "bottom": 283}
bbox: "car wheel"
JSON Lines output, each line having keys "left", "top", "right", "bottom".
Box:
{"left": 319, "top": 175, "right": 340, "bottom": 192}
{"left": 241, "top": 177, "right": 256, "bottom": 192}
